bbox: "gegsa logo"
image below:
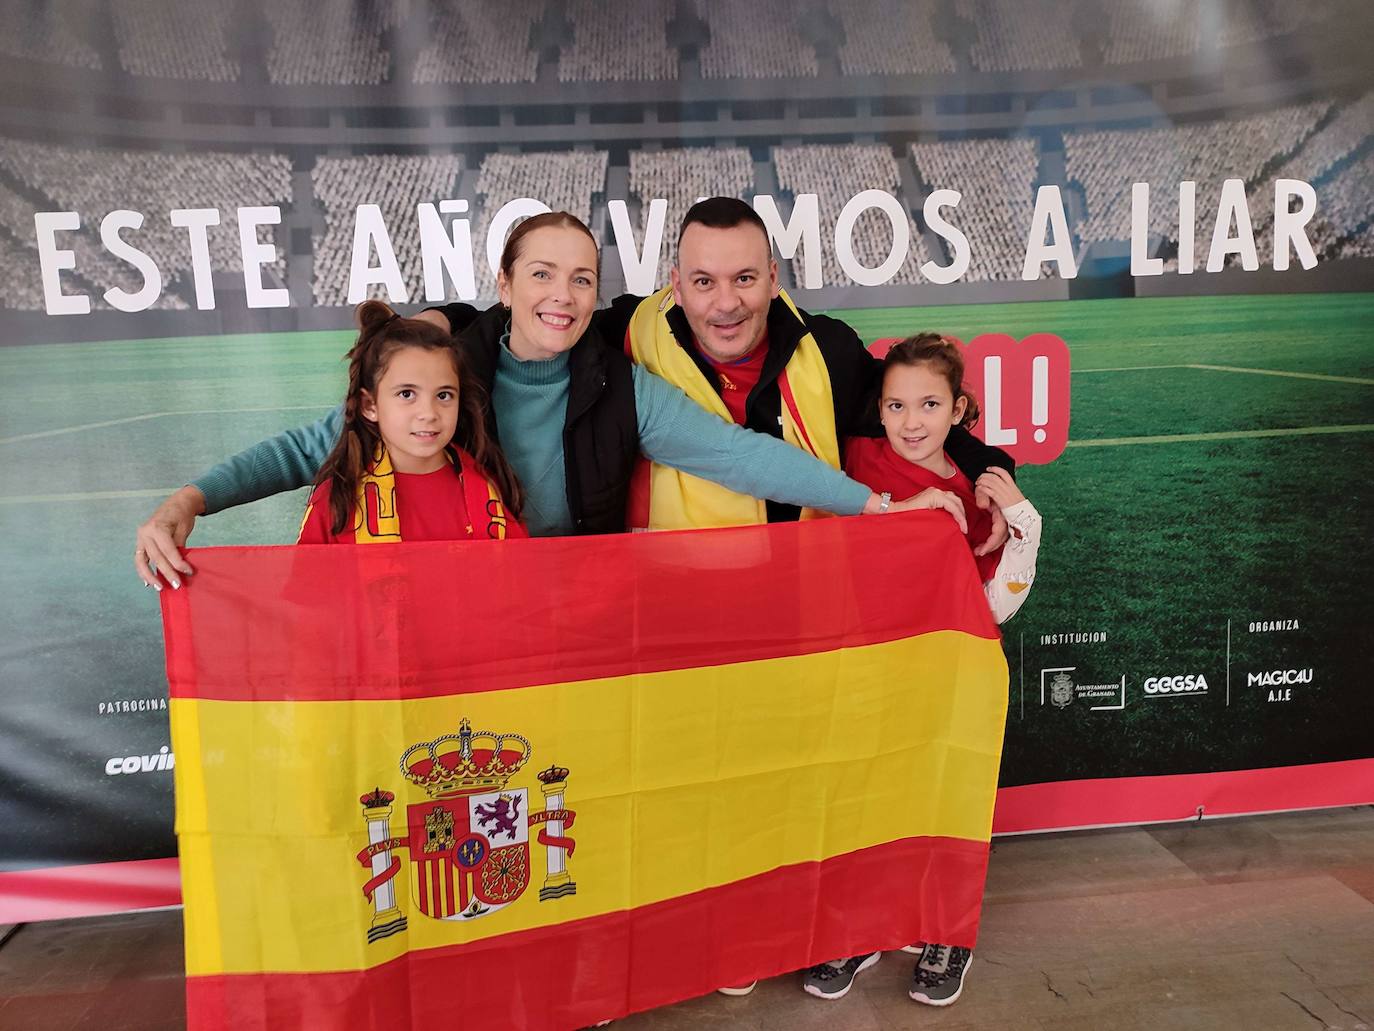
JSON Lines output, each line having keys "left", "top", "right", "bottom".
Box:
{"left": 1142, "top": 674, "right": 1209, "bottom": 695}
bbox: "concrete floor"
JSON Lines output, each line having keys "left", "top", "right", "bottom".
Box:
{"left": 1, "top": 807, "right": 1371, "bottom": 1030}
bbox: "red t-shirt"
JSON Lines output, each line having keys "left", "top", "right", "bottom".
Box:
{"left": 298, "top": 455, "right": 527, "bottom": 544}
{"left": 701, "top": 333, "right": 769, "bottom": 425}
{"left": 844, "top": 436, "right": 1002, "bottom": 582}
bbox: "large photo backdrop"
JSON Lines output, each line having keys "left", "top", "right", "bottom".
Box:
{"left": 0, "top": 0, "right": 1371, "bottom": 918}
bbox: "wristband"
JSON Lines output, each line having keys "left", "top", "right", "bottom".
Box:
{"left": 878, "top": 491, "right": 892, "bottom": 514}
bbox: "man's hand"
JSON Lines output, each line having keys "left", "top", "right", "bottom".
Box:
{"left": 135, "top": 486, "right": 206, "bottom": 591}
{"left": 887, "top": 487, "right": 968, "bottom": 534}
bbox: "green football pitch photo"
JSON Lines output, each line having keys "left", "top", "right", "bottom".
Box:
{"left": 1, "top": 291, "right": 1370, "bottom": 794}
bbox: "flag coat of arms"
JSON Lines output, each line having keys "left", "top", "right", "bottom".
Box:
{"left": 162, "top": 512, "right": 1008, "bottom": 1030}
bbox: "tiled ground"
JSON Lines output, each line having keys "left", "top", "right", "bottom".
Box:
{"left": 2, "top": 807, "right": 1371, "bottom": 1030}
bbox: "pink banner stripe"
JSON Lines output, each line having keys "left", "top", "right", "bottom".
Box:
{"left": 0, "top": 857, "right": 181, "bottom": 924}
{"left": 6, "top": 759, "right": 1370, "bottom": 924}
{"left": 992, "top": 757, "right": 1374, "bottom": 834}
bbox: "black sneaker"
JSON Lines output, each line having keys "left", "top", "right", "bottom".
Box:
{"left": 909, "top": 943, "right": 972, "bottom": 1006}
{"left": 801, "top": 952, "right": 880, "bottom": 1000}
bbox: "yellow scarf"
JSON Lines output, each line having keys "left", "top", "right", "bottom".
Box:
{"left": 350, "top": 446, "right": 512, "bottom": 543}
{"left": 626, "top": 285, "right": 840, "bottom": 530}
{"left": 353, "top": 446, "right": 402, "bottom": 543}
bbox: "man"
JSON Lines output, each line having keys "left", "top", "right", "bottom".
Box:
{"left": 605, "top": 196, "right": 1011, "bottom": 539}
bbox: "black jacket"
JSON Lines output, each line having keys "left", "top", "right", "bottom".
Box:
{"left": 443, "top": 303, "right": 639, "bottom": 535}
{"left": 596, "top": 293, "right": 1015, "bottom": 522}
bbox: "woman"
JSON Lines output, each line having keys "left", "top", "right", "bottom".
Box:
{"left": 135, "top": 212, "right": 966, "bottom": 584}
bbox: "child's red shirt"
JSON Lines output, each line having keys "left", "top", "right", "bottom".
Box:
{"left": 298, "top": 449, "right": 527, "bottom": 544}
{"left": 844, "top": 436, "right": 1003, "bottom": 582}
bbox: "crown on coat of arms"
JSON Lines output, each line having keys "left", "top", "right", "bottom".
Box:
{"left": 537, "top": 765, "right": 570, "bottom": 784}
{"left": 400, "top": 719, "right": 532, "bottom": 798}
{"left": 359, "top": 787, "right": 395, "bottom": 809}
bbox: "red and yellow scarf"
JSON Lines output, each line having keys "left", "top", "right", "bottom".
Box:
{"left": 625, "top": 286, "right": 840, "bottom": 530}
{"left": 301, "top": 445, "right": 522, "bottom": 543}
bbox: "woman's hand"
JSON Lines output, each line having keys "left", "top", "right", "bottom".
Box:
{"left": 975, "top": 466, "right": 1025, "bottom": 511}
{"left": 135, "top": 486, "right": 205, "bottom": 590}
{"left": 888, "top": 488, "right": 968, "bottom": 534}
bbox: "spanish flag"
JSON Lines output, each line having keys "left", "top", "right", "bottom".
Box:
{"left": 162, "top": 512, "right": 1008, "bottom": 1030}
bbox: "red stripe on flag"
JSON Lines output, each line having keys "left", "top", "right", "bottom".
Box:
{"left": 184, "top": 834, "right": 989, "bottom": 1031}
{"left": 162, "top": 514, "right": 998, "bottom": 703}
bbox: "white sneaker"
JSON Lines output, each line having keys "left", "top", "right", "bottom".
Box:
{"left": 717, "top": 981, "right": 758, "bottom": 996}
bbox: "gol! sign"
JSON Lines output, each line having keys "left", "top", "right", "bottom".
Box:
{"left": 869, "top": 333, "right": 1070, "bottom": 465}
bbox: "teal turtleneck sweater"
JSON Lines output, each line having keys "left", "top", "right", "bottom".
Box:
{"left": 193, "top": 341, "right": 872, "bottom": 536}
{"left": 489, "top": 336, "right": 573, "bottom": 536}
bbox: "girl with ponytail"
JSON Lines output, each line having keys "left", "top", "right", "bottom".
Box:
{"left": 844, "top": 333, "right": 1040, "bottom": 624}
{"left": 298, "top": 300, "right": 526, "bottom": 544}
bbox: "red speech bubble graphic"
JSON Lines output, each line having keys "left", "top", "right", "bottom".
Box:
{"left": 962, "top": 333, "right": 1071, "bottom": 465}
{"left": 869, "top": 333, "right": 1071, "bottom": 465}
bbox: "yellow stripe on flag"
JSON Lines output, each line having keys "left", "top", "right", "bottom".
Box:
{"left": 174, "top": 630, "right": 1006, "bottom": 976}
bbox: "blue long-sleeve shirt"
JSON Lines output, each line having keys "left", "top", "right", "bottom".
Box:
{"left": 193, "top": 352, "right": 871, "bottom": 536}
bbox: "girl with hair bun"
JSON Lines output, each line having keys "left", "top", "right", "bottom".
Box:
{"left": 297, "top": 300, "right": 526, "bottom": 544}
